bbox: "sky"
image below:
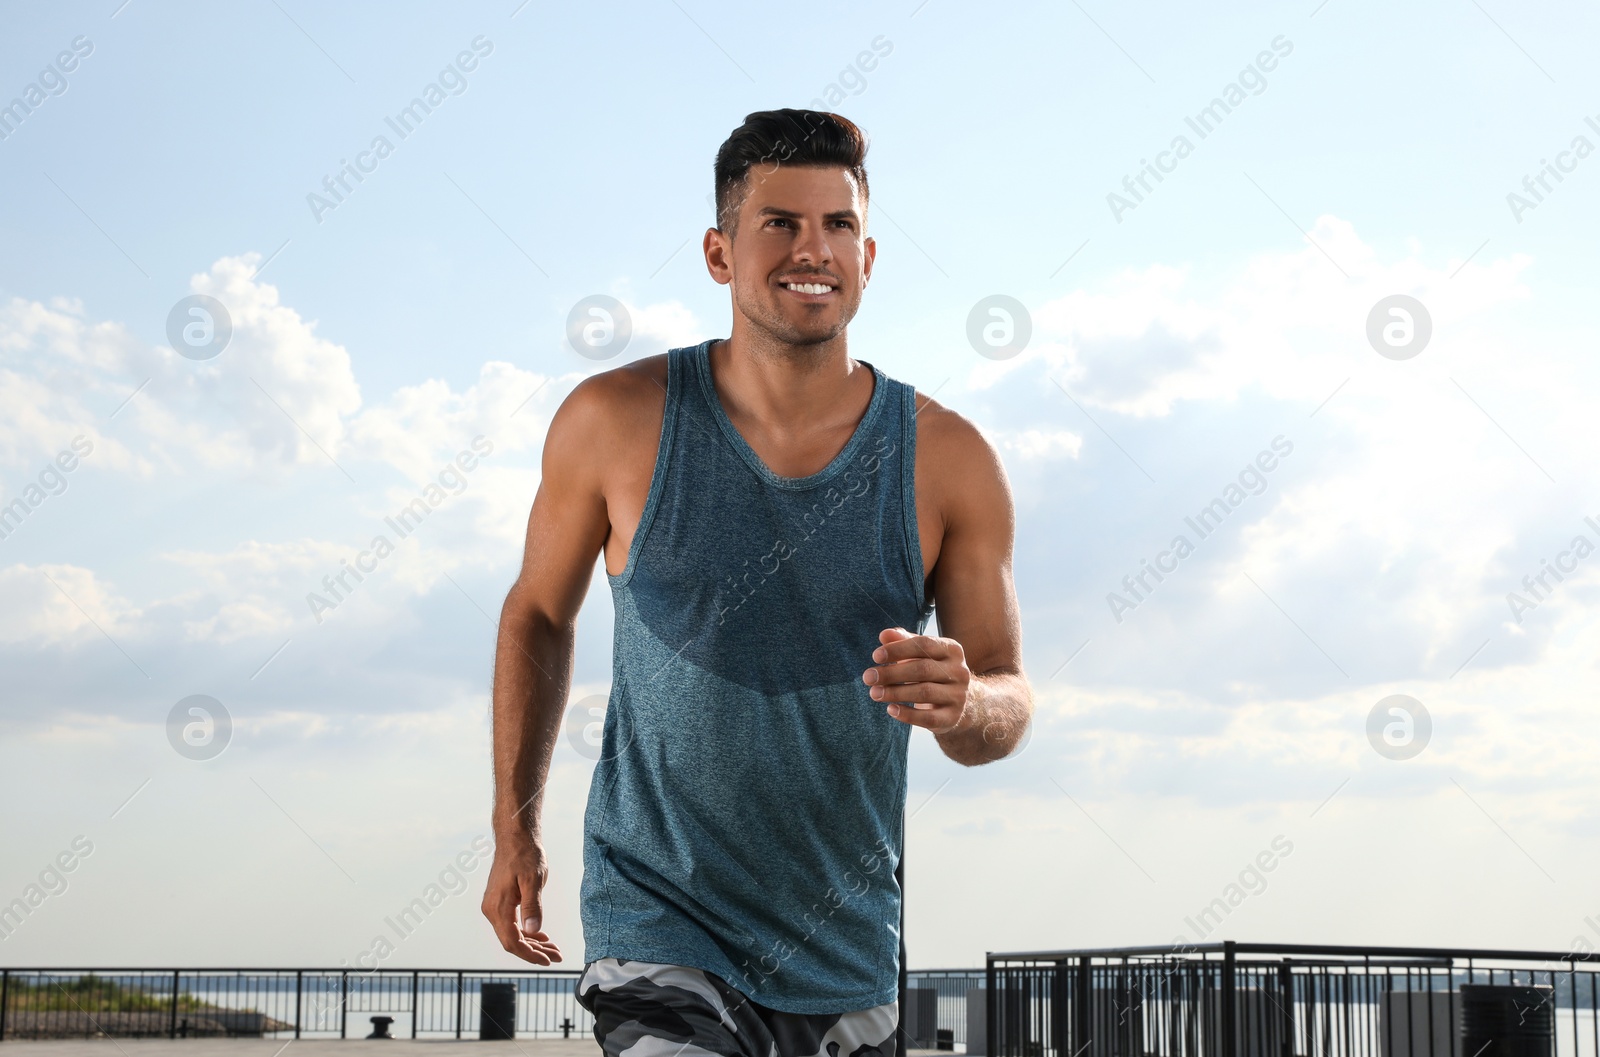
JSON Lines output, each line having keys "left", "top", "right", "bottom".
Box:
{"left": 3, "top": 0, "right": 1600, "bottom": 975}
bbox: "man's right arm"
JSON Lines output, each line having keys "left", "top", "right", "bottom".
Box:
{"left": 480, "top": 374, "right": 617, "bottom": 965}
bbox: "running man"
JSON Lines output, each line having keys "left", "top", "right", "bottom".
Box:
{"left": 482, "top": 109, "right": 1034, "bottom": 1057}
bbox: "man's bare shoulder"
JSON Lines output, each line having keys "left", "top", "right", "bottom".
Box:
{"left": 911, "top": 389, "right": 1014, "bottom": 528}
{"left": 913, "top": 390, "right": 1006, "bottom": 479}
{"left": 543, "top": 354, "right": 669, "bottom": 476}
{"left": 561, "top": 353, "right": 668, "bottom": 417}
{"left": 550, "top": 354, "right": 668, "bottom": 435}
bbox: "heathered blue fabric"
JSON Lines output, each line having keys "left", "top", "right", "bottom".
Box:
{"left": 578, "top": 337, "right": 934, "bottom": 1015}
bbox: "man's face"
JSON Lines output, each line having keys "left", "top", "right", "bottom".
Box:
{"left": 705, "top": 164, "right": 875, "bottom": 347}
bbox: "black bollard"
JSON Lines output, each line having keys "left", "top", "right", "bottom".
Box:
{"left": 480, "top": 982, "right": 517, "bottom": 1041}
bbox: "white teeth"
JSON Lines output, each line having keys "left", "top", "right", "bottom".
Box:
{"left": 785, "top": 283, "right": 831, "bottom": 295}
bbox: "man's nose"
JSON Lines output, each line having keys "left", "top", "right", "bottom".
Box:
{"left": 793, "top": 222, "right": 832, "bottom": 265}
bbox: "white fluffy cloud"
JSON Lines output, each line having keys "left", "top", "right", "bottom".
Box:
{"left": 0, "top": 256, "right": 709, "bottom": 707}
{"left": 0, "top": 562, "right": 142, "bottom": 646}
{"left": 969, "top": 215, "right": 1535, "bottom": 417}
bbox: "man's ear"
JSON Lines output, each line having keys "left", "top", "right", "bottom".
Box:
{"left": 704, "top": 227, "right": 733, "bottom": 286}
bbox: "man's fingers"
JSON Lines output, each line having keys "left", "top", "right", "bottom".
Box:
{"left": 507, "top": 940, "right": 561, "bottom": 966}
{"left": 521, "top": 938, "right": 563, "bottom": 961}
{"left": 501, "top": 912, "right": 562, "bottom": 965}
{"left": 886, "top": 700, "right": 961, "bottom": 731}
{"left": 872, "top": 627, "right": 916, "bottom": 659}
{"left": 519, "top": 932, "right": 564, "bottom": 960}
{"left": 516, "top": 888, "right": 562, "bottom": 962}
{"left": 871, "top": 632, "right": 955, "bottom": 664}
{"left": 512, "top": 907, "right": 562, "bottom": 956}
{"left": 489, "top": 911, "right": 552, "bottom": 963}
{"left": 870, "top": 680, "right": 963, "bottom": 707}
{"left": 864, "top": 657, "right": 948, "bottom": 687}
{"left": 514, "top": 863, "right": 548, "bottom": 923}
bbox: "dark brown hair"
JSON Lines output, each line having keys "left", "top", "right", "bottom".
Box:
{"left": 712, "top": 109, "right": 870, "bottom": 237}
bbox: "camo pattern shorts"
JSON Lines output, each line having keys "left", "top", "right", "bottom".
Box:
{"left": 574, "top": 956, "right": 899, "bottom": 1057}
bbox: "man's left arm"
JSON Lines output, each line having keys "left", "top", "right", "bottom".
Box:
{"left": 862, "top": 411, "right": 1033, "bottom": 765}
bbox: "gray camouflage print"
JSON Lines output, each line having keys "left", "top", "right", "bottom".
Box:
{"left": 575, "top": 957, "right": 900, "bottom": 1057}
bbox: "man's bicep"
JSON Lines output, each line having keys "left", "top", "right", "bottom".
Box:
{"left": 928, "top": 420, "right": 1023, "bottom": 676}
{"left": 505, "top": 381, "right": 613, "bottom": 627}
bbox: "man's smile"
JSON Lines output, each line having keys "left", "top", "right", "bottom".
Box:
{"left": 778, "top": 278, "right": 838, "bottom": 301}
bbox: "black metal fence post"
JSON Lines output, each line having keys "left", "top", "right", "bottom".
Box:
{"left": 411, "top": 970, "right": 420, "bottom": 1039}
{"left": 1574, "top": 959, "right": 1587, "bottom": 1057}
{"left": 340, "top": 969, "right": 348, "bottom": 1038}
{"left": 897, "top": 814, "right": 907, "bottom": 1057}
{"left": 169, "top": 970, "right": 180, "bottom": 1039}
{"left": 1076, "top": 956, "right": 1093, "bottom": 1057}
{"left": 987, "top": 956, "right": 997, "bottom": 1057}
{"left": 1053, "top": 959, "right": 1070, "bottom": 1057}
{"left": 0, "top": 968, "right": 9, "bottom": 1042}
{"left": 1221, "top": 943, "right": 1237, "bottom": 1057}
{"left": 1278, "top": 960, "right": 1294, "bottom": 1057}
{"left": 455, "top": 970, "right": 464, "bottom": 1039}
{"left": 295, "top": 969, "right": 303, "bottom": 1039}
{"left": 1421, "top": 965, "right": 1432, "bottom": 1057}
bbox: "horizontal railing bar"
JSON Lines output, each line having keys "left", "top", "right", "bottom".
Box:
{"left": 907, "top": 969, "right": 990, "bottom": 974}
{"left": 988, "top": 942, "right": 1600, "bottom": 963}
{"left": 0, "top": 968, "right": 583, "bottom": 974}
{"left": 4, "top": 967, "right": 981, "bottom": 973}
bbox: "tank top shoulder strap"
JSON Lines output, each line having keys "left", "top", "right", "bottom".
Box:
{"left": 892, "top": 374, "right": 929, "bottom": 609}
{"left": 609, "top": 346, "right": 687, "bottom": 589}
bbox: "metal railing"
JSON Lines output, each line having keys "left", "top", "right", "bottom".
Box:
{"left": 0, "top": 965, "right": 989, "bottom": 1044}
{"left": 986, "top": 942, "right": 1600, "bottom": 1057}
{"left": 0, "top": 968, "right": 589, "bottom": 1041}
{"left": 908, "top": 969, "right": 990, "bottom": 1048}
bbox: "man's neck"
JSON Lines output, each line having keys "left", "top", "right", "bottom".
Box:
{"left": 709, "top": 325, "right": 870, "bottom": 436}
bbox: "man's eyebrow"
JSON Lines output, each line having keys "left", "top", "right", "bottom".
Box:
{"left": 754, "top": 206, "right": 861, "bottom": 222}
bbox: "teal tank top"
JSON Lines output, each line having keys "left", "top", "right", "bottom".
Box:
{"left": 578, "top": 337, "right": 934, "bottom": 1014}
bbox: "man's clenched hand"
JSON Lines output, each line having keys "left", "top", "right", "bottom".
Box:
{"left": 862, "top": 626, "right": 973, "bottom": 735}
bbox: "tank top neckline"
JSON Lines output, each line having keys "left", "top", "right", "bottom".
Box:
{"left": 690, "top": 337, "right": 888, "bottom": 491}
